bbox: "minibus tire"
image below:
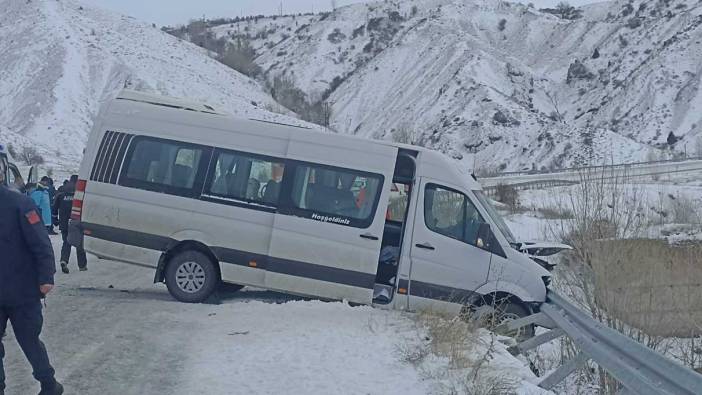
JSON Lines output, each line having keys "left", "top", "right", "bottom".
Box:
{"left": 165, "top": 251, "right": 219, "bottom": 303}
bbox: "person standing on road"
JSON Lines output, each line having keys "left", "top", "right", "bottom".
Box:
{"left": 54, "top": 175, "right": 87, "bottom": 274}
{"left": 46, "top": 178, "right": 57, "bottom": 235}
{"left": 29, "top": 177, "right": 56, "bottom": 235}
{"left": 0, "top": 161, "right": 63, "bottom": 395}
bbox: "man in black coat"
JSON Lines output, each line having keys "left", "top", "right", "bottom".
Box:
{"left": 0, "top": 161, "right": 63, "bottom": 395}
{"left": 53, "top": 175, "right": 87, "bottom": 274}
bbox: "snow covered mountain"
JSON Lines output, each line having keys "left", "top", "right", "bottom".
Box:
{"left": 0, "top": 0, "right": 298, "bottom": 173}
{"left": 208, "top": 0, "right": 702, "bottom": 172}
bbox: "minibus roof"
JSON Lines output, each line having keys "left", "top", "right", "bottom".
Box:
{"left": 108, "top": 90, "right": 482, "bottom": 191}
{"left": 116, "top": 90, "right": 226, "bottom": 115}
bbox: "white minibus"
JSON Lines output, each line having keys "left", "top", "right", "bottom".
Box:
{"left": 69, "top": 91, "right": 561, "bottom": 335}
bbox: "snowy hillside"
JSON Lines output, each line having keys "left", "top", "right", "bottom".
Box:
{"left": 0, "top": 0, "right": 299, "bottom": 173}
{"left": 208, "top": 0, "right": 702, "bottom": 172}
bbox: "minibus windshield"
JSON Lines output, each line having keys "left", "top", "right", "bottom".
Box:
{"left": 473, "top": 190, "right": 517, "bottom": 246}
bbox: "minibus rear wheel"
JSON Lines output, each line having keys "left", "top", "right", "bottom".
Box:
{"left": 165, "top": 250, "right": 219, "bottom": 303}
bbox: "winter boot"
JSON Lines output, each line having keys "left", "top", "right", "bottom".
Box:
{"left": 60, "top": 262, "right": 69, "bottom": 274}
{"left": 38, "top": 380, "right": 63, "bottom": 395}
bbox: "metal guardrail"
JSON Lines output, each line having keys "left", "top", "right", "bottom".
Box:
{"left": 495, "top": 156, "right": 702, "bottom": 178}
{"left": 498, "top": 291, "right": 702, "bottom": 394}
{"left": 479, "top": 158, "right": 702, "bottom": 189}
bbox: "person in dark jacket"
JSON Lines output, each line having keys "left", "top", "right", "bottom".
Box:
{"left": 0, "top": 161, "right": 63, "bottom": 395}
{"left": 46, "top": 178, "right": 57, "bottom": 235}
{"left": 53, "top": 175, "right": 87, "bottom": 274}
{"left": 52, "top": 182, "right": 66, "bottom": 229}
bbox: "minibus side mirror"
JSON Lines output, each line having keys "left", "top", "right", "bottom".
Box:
{"left": 475, "top": 223, "right": 491, "bottom": 249}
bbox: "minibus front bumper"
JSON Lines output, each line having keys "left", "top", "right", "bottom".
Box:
{"left": 67, "top": 219, "right": 84, "bottom": 249}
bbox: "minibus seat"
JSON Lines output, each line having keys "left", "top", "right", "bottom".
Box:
{"left": 172, "top": 164, "right": 193, "bottom": 188}
{"left": 334, "top": 189, "right": 358, "bottom": 217}
{"left": 211, "top": 174, "right": 228, "bottom": 195}
{"left": 376, "top": 246, "right": 400, "bottom": 285}
{"left": 225, "top": 173, "right": 238, "bottom": 197}
{"left": 308, "top": 184, "right": 357, "bottom": 216}
{"left": 262, "top": 180, "right": 281, "bottom": 204}
{"left": 246, "top": 178, "right": 261, "bottom": 200}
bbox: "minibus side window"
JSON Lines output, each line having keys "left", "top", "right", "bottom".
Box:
{"left": 204, "top": 150, "right": 286, "bottom": 207}
{"left": 424, "top": 184, "right": 486, "bottom": 247}
{"left": 120, "top": 137, "right": 205, "bottom": 194}
{"left": 289, "top": 164, "right": 383, "bottom": 228}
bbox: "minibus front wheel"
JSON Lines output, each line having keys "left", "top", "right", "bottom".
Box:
{"left": 470, "top": 294, "right": 535, "bottom": 341}
{"left": 165, "top": 250, "right": 220, "bottom": 303}
{"left": 493, "top": 302, "right": 535, "bottom": 341}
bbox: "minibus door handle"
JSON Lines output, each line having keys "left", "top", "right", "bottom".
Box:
{"left": 415, "top": 242, "right": 435, "bottom": 251}
{"left": 360, "top": 233, "right": 379, "bottom": 241}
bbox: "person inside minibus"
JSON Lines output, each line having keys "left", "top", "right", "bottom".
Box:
{"left": 262, "top": 162, "right": 285, "bottom": 204}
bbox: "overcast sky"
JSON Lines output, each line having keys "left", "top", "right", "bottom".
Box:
{"left": 87, "top": 0, "right": 599, "bottom": 26}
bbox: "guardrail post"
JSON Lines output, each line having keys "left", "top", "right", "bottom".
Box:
{"left": 538, "top": 352, "right": 589, "bottom": 390}
{"left": 494, "top": 312, "right": 557, "bottom": 334}
{"left": 508, "top": 328, "right": 565, "bottom": 355}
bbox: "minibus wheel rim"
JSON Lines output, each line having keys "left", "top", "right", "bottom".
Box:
{"left": 175, "top": 261, "right": 207, "bottom": 293}
{"left": 496, "top": 313, "right": 525, "bottom": 337}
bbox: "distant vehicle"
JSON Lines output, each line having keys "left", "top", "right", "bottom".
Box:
{"left": 0, "top": 143, "right": 28, "bottom": 192}
{"left": 69, "top": 90, "right": 564, "bottom": 335}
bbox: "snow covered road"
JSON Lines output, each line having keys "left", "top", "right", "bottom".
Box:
{"left": 3, "top": 236, "right": 434, "bottom": 395}
{"left": 4, "top": 236, "right": 547, "bottom": 395}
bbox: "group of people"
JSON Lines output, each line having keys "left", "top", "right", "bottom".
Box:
{"left": 25, "top": 175, "right": 87, "bottom": 274}
{"left": 0, "top": 160, "right": 91, "bottom": 395}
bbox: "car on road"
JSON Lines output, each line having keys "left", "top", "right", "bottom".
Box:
{"left": 68, "top": 90, "right": 559, "bottom": 335}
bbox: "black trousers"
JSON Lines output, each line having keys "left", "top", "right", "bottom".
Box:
{"left": 0, "top": 301, "right": 56, "bottom": 390}
{"left": 60, "top": 229, "right": 87, "bottom": 269}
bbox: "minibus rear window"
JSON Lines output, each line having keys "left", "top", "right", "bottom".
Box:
{"left": 120, "top": 137, "right": 205, "bottom": 193}
{"left": 290, "top": 164, "right": 383, "bottom": 227}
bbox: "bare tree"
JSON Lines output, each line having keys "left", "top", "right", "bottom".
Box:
{"left": 540, "top": 168, "right": 661, "bottom": 393}
{"left": 555, "top": 2, "right": 579, "bottom": 19}
{"left": 544, "top": 88, "right": 564, "bottom": 123}
{"left": 219, "top": 37, "right": 261, "bottom": 77}
{"left": 18, "top": 146, "right": 45, "bottom": 166}
{"left": 391, "top": 125, "right": 418, "bottom": 145}
{"left": 495, "top": 184, "right": 519, "bottom": 212}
